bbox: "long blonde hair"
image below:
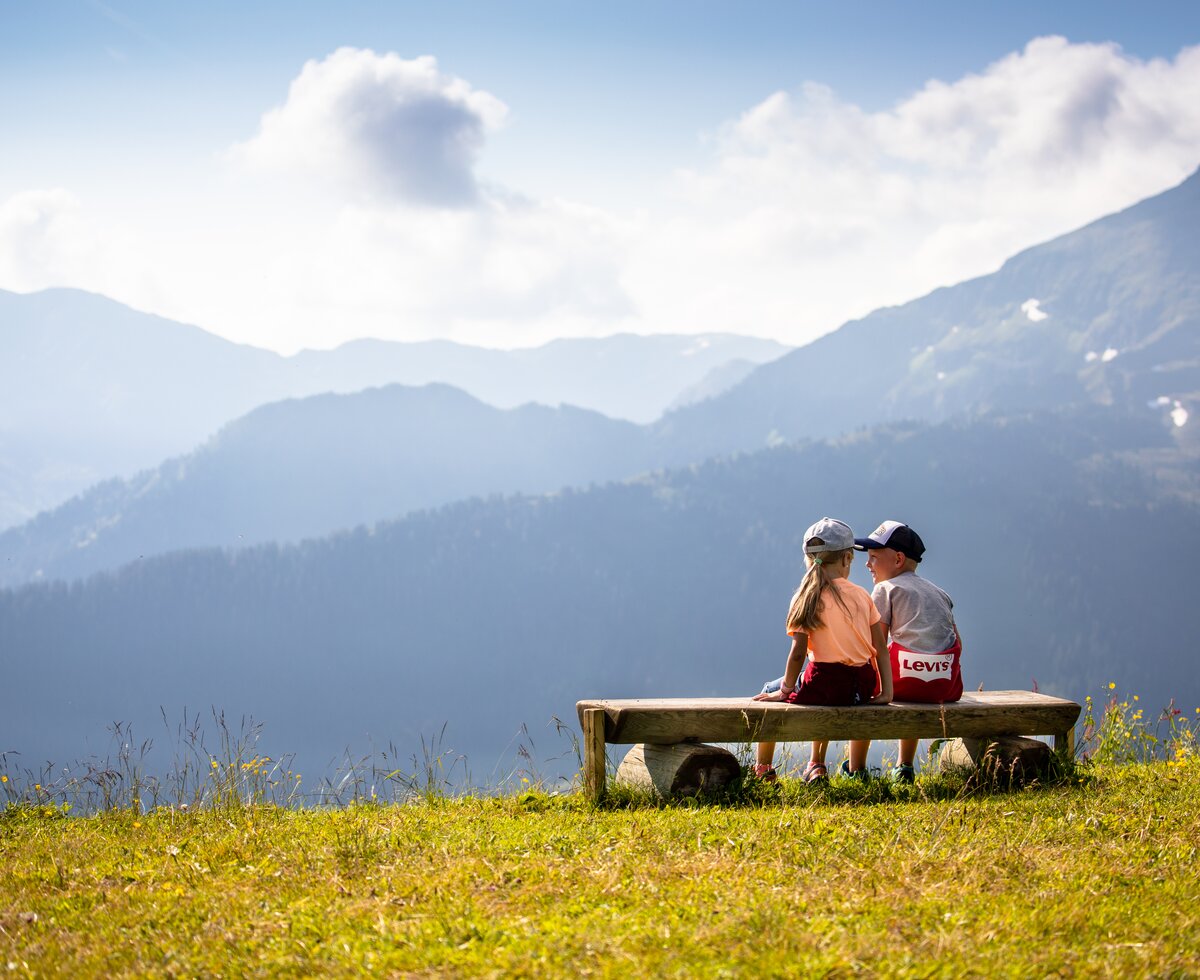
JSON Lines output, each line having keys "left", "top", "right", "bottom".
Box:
{"left": 786, "top": 545, "right": 853, "bottom": 634}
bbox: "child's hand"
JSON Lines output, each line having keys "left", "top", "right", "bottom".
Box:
{"left": 752, "top": 690, "right": 786, "bottom": 702}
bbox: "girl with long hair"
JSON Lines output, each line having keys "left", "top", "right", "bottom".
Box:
{"left": 751, "top": 517, "right": 893, "bottom": 782}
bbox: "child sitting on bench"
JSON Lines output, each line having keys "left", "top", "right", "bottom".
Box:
{"left": 752, "top": 517, "right": 892, "bottom": 783}
{"left": 850, "top": 520, "right": 962, "bottom": 783}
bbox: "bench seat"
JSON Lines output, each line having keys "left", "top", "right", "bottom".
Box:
{"left": 575, "top": 690, "right": 1081, "bottom": 801}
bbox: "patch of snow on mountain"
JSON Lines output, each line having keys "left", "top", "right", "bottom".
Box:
{"left": 1101, "top": 348, "right": 1119, "bottom": 362}
{"left": 1021, "top": 299, "right": 1048, "bottom": 322}
{"left": 1149, "top": 395, "right": 1188, "bottom": 428}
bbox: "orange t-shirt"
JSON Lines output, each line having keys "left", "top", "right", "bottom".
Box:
{"left": 787, "top": 577, "right": 880, "bottom": 666}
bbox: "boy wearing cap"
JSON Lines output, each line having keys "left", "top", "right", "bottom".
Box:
{"left": 853, "top": 520, "right": 962, "bottom": 783}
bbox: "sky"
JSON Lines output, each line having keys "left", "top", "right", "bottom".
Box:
{"left": 2, "top": 1, "right": 1200, "bottom": 354}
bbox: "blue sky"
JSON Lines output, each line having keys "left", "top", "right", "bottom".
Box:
{"left": 2, "top": 1, "right": 1199, "bottom": 352}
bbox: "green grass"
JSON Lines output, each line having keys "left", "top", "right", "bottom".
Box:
{"left": 2, "top": 759, "right": 1198, "bottom": 977}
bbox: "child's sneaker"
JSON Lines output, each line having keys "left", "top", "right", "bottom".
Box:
{"left": 751, "top": 763, "right": 777, "bottom": 783}
{"left": 839, "top": 760, "right": 870, "bottom": 783}
{"left": 890, "top": 763, "right": 916, "bottom": 785}
{"left": 802, "top": 762, "right": 828, "bottom": 784}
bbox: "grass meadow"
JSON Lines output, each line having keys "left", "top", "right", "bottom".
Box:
{"left": 1, "top": 692, "right": 1197, "bottom": 977}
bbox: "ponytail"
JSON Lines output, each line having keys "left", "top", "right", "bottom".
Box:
{"left": 785, "top": 546, "right": 853, "bottom": 634}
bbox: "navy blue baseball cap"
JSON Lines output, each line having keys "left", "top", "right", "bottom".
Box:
{"left": 853, "top": 520, "right": 926, "bottom": 562}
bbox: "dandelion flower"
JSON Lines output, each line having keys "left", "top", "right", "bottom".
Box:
{"left": 1108, "top": 682, "right": 1116, "bottom": 690}
{"left": 1, "top": 775, "right": 7, "bottom": 783}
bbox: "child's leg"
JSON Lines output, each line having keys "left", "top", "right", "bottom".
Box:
{"left": 756, "top": 741, "right": 776, "bottom": 768}
{"left": 898, "top": 739, "right": 918, "bottom": 766}
{"left": 848, "top": 739, "right": 870, "bottom": 771}
{"left": 810, "top": 740, "right": 828, "bottom": 765}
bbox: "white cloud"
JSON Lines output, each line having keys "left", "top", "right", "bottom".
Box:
{"left": 224, "top": 195, "right": 636, "bottom": 350}
{"left": 0, "top": 190, "right": 87, "bottom": 290}
{"left": 626, "top": 37, "right": 1200, "bottom": 339}
{"left": 3, "top": 38, "right": 1200, "bottom": 353}
{"left": 230, "top": 48, "right": 509, "bottom": 207}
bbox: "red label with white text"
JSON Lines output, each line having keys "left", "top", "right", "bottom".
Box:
{"left": 889, "top": 638, "right": 963, "bottom": 703}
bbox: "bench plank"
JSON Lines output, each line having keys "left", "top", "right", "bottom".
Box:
{"left": 575, "top": 691, "right": 1081, "bottom": 801}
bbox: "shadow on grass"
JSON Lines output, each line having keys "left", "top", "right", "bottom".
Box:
{"left": 597, "top": 755, "right": 1094, "bottom": 811}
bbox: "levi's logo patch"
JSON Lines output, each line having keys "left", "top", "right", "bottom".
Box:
{"left": 897, "top": 651, "right": 955, "bottom": 679}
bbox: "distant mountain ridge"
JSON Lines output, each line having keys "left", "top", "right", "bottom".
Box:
{"left": 652, "top": 168, "right": 1200, "bottom": 459}
{"left": 1, "top": 169, "right": 1197, "bottom": 588}
{"left": 0, "top": 384, "right": 656, "bottom": 586}
{"left": 0, "top": 290, "right": 787, "bottom": 530}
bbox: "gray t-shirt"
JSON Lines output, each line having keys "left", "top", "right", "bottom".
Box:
{"left": 872, "top": 571, "right": 957, "bottom": 654}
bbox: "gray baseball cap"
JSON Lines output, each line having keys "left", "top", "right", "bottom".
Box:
{"left": 803, "top": 517, "right": 855, "bottom": 554}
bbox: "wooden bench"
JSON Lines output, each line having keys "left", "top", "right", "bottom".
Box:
{"left": 575, "top": 690, "right": 1082, "bottom": 801}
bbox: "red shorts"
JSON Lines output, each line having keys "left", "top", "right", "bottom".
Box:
{"left": 890, "top": 639, "right": 963, "bottom": 703}
{"left": 785, "top": 660, "right": 878, "bottom": 707}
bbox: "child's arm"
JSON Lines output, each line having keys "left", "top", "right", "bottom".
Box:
{"left": 752, "top": 635, "right": 806, "bottom": 701}
{"left": 869, "top": 622, "right": 893, "bottom": 704}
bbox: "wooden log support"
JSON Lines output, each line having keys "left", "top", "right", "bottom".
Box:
{"left": 615, "top": 743, "right": 741, "bottom": 798}
{"left": 937, "top": 735, "right": 1051, "bottom": 786}
{"left": 1054, "top": 726, "right": 1075, "bottom": 761}
{"left": 582, "top": 707, "right": 607, "bottom": 803}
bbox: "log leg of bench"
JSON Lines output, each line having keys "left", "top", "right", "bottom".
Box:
{"left": 582, "top": 708, "right": 607, "bottom": 803}
{"left": 1054, "top": 727, "right": 1075, "bottom": 761}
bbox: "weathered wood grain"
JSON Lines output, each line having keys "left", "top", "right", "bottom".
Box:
{"left": 581, "top": 708, "right": 607, "bottom": 802}
{"left": 576, "top": 691, "right": 1080, "bottom": 744}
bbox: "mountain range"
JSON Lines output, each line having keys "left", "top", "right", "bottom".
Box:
{"left": 3, "top": 170, "right": 1197, "bottom": 589}
{"left": 656, "top": 167, "right": 1200, "bottom": 458}
{"left": 1, "top": 169, "right": 1198, "bottom": 783}
{"left": 0, "top": 292, "right": 786, "bottom": 531}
